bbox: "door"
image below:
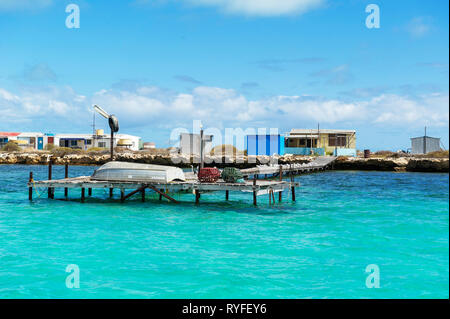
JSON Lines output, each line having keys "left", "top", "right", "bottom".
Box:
{"left": 37, "top": 137, "right": 43, "bottom": 150}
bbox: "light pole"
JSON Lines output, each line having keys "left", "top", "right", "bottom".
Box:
{"left": 93, "top": 105, "right": 119, "bottom": 161}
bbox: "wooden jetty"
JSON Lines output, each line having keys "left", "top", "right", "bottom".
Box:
{"left": 27, "top": 162, "right": 298, "bottom": 206}
{"left": 26, "top": 156, "right": 338, "bottom": 206}
{"left": 241, "top": 156, "right": 337, "bottom": 178}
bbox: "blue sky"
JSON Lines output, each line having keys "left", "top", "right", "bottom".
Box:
{"left": 0, "top": 0, "right": 448, "bottom": 150}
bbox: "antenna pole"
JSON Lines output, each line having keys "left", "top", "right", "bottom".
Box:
{"left": 110, "top": 130, "right": 114, "bottom": 161}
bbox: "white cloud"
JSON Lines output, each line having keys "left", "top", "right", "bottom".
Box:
{"left": 185, "top": 0, "right": 325, "bottom": 16}
{"left": 0, "top": 86, "right": 86, "bottom": 126}
{"left": 1, "top": 84, "right": 447, "bottom": 135}
{"left": 0, "top": 0, "right": 52, "bottom": 11}
{"left": 369, "top": 93, "right": 448, "bottom": 126}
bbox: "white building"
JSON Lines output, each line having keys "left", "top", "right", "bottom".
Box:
{"left": 55, "top": 131, "right": 141, "bottom": 151}
{"left": 143, "top": 142, "right": 156, "bottom": 149}
{"left": 0, "top": 132, "right": 52, "bottom": 150}
{"left": 0, "top": 130, "right": 141, "bottom": 151}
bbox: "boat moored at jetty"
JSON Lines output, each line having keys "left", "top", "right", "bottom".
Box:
{"left": 91, "top": 161, "right": 186, "bottom": 183}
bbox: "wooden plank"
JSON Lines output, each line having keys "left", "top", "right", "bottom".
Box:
{"left": 29, "top": 176, "right": 298, "bottom": 197}
{"left": 123, "top": 185, "right": 147, "bottom": 201}
{"left": 148, "top": 185, "right": 179, "bottom": 204}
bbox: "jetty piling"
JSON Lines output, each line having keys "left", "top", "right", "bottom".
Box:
{"left": 253, "top": 176, "right": 257, "bottom": 206}
{"left": 48, "top": 159, "right": 53, "bottom": 199}
{"left": 64, "top": 164, "right": 69, "bottom": 197}
{"left": 278, "top": 166, "right": 283, "bottom": 202}
{"left": 28, "top": 172, "right": 33, "bottom": 201}
{"left": 195, "top": 189, "right": 200, "bottom": 205}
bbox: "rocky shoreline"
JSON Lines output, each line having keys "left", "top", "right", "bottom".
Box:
{"left": 0, "top": 152, "right": 448, "bottom": 173}
{"left": 333, "top": 156, "right": 449, "bottom": 173}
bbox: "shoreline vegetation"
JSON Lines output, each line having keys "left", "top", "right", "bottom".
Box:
{"left": 0, "top": 147, "right": 448, "bottom": 173}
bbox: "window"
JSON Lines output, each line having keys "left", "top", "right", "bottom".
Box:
{"left": 328, "top": 134, "right": 347, "bottom": 147}
{"left": 98, "top": 142, "right": 106, "bottom": 148}
{"left": 86, "top": 139, "right": 92, "bottom": 145}
{"left": 71, "top": 140, "right": 77, "bottom": 146}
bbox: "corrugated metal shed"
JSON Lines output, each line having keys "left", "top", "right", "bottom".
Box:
{"left": 411, "top": 136, "right": 441, "bottom": 154}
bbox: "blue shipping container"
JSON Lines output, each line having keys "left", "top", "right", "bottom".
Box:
{"left": 246, "top": 135, "right": 284, "bottom": 156}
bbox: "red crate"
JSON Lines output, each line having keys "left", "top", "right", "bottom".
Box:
{"left": 198, "top": 167, "right": 221, "bottom": 183}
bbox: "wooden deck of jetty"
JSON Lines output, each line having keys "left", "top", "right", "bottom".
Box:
{"left": 27, "top": 162, "right": 299, "bottom": 206}
{"left": 26, "top": 156, "right": 337, "bottom": 206}
{"left": 241, "top": 156, "right": 337, "bottom": 178}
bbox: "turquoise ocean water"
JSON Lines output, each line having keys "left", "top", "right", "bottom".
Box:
{"left": 0, "top": 164, "right": 448, "bottom": 298}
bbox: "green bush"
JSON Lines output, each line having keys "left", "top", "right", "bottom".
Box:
{"left": 87, "top": 147, "right": 108, "bottom": 153}
{"left": 51, "top": 147, "right": 85, "bottom": 157}
{"left": 44, "top": 143, "right": 56, "bottom": 151}
{"left": 1, "top": 141, "right": 21, "bottom": 152}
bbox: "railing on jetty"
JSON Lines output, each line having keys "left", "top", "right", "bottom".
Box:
{"left": 27, "top": 162, "right": 298, "bottom": 206}
{"left": 241, "top": 156, "right": 337, "bottom": 178}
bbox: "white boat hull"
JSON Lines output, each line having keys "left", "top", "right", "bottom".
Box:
{"left": 91, "top": 161, "right": 186, "bottom": 183}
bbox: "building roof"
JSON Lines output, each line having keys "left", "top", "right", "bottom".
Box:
{"left": 0, "top": 132, "right": 20, "bottom": 137}
{"left": 289, "top": 129, "right": 356, "bottom": 135}
{"left": 247, "top": 134, "right": 281, "bottom": 137}
{"left": 18, "top": 132, "right": 44, "bottom": 137}
{"left": 55, "top": 133, "right": 141, "bottom": 139}
{"left": 411, "top": 136, "right": 440, "bottom": 140}
{"left": 286, "top": 134, "right": 319, "bottom": 138}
